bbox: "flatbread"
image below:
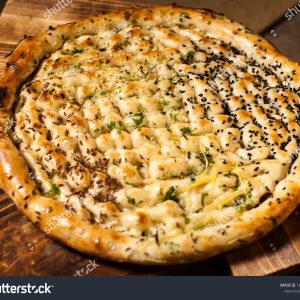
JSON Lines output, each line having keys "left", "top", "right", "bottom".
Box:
{"left": 0, "top": 5, "right": 299, "bottom": 264}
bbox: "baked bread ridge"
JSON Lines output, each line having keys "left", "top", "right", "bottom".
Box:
{"left": 0, "top": 5, "right": 299, "bottom": 264}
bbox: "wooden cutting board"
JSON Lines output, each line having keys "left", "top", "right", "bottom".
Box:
{"left": 1, "top": 0, "right": 300, "bottom": 276}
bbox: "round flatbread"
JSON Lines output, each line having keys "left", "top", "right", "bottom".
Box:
{"left": 0, "top": 5, "right": 300, "bottom": 264}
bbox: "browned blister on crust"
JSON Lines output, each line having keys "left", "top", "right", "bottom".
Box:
{"left": 0, "top": 6, "right": 300, "bottom": 264}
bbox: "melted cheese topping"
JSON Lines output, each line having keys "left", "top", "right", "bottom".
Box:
{"left": 11, "top": 18, "right": 299, "bottom": 242}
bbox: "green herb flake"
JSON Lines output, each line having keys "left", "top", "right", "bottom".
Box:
{"left": 195, "top": 148, "right": 214, "bottom": 168}
{"left": 169, "top": 106, "right": 179, "bottom": 121}
{"left": 88, "top": 94, "right": 98, "bottom": 102}
{"left": 193, "top": 223, "right": 205, "bottom": 231}
{"left": 160, "top": 99, "right": 169, "bottom": 106}
{"left": 132, "top": 111, "right": 144, "bottom": 127}
{"left": 180, "top": 127, "right": 192, "bottom": 135}
{"left": 182, "top": 51, "right": 195, "bottom": 64}
{"left": 49, "top": 182, "right": 61, "bottom": 198}
{"left": 164, "top": 186, "right": 179, "bottom": 203}
{"left": 127, "top": 196, "right": 142, "bottom": 205}
{"left": 106, "top": 121, "right": 116, "bottom": 131}
{"left": 106, "top": 120, "right": 122, "bottom": 133}
{"left": 201, "top": 192, "right": 208, "bottom": 207}
{"left": 62, "top": 49, "right": 83, "bottom": 56}
{"left": 224, "top": 172, "right": 239, "bottom": 187}
{"left": 235, "top": 194, "right": 254, "bottom": 212}
{"left": 127, "top": 196, "right": 136, "bottom": 205}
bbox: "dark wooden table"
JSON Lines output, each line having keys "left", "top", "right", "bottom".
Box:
{"left": 0, "top": 0, "right": 300, "bottom": 276}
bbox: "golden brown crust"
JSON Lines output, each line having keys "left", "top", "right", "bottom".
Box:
{"left": 0, "top": 5, "right": 300, "bottom": 264}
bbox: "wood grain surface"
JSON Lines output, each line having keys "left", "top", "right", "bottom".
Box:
{"left": 0, "top": 0, "right": 300, "bottom": 276}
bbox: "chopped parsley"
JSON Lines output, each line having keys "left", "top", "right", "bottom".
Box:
{"left": 195, "top": 148, "right": 214, "bottom": 168}
{"left": 49, "top": 182, "right": 60, "bottom": 198}
{"left": 106, "top": 121, "right": 116, "bottom": 131}
{"left": 182, "top": 51, "right": 195, "bottom": 64}
{"left": 132, "top": 111, "right": 144, "bottom": 127}
{"left": 127, "top": 196, "right": 136, "bottom": 205}
{"left": 164, "top": 186, "right": 179, "bottom": 203}
{"left": 193, "top": 223, "right": 205, "bottom": 231}
{"left": 180, "top": 127, "right": 192, "bottom": 135}
{"left": 169, "top": 106, "right": 179, "bottom": 121}
{"left": 89, "top": 95, "right": 98, "bottom": 102}
{"left": 160, "top": 99, "right": 169, "bottom": 106}
{"left": 235, "top": 194, "right": 254, "bottom": 212}
{"left": 61, "top": 49, "right": 83, "bottom": 56}
{"left": 127, "top": 196, "right": 142, "bottom": 205}
{"left": 106, "top": 120, "right": 123, "bottom": 133}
